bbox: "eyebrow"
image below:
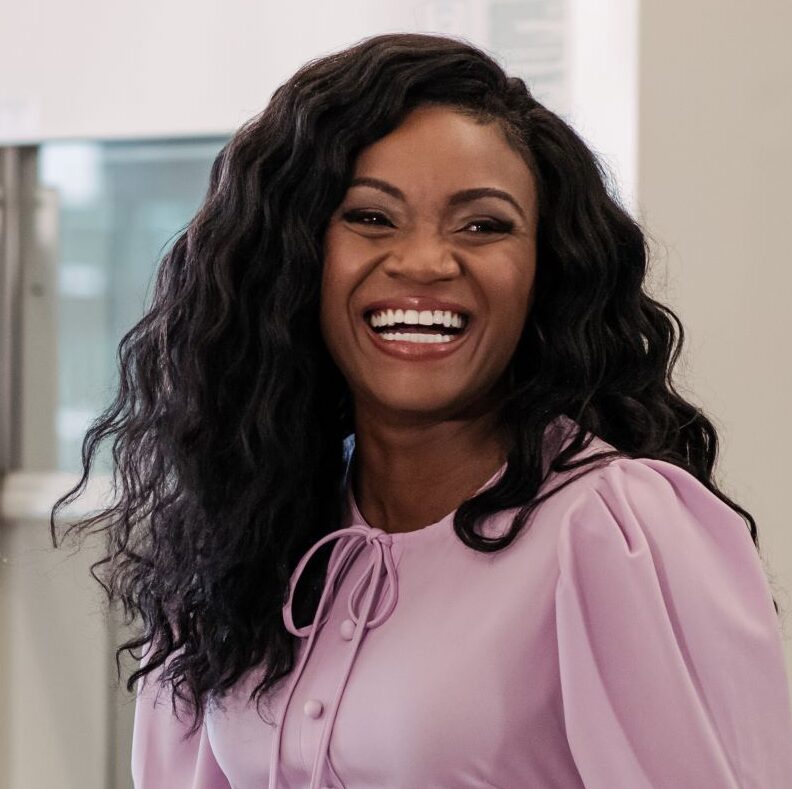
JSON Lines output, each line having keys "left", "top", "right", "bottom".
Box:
{"left": 347, "top": 176, "right": 526, "bottom": 219}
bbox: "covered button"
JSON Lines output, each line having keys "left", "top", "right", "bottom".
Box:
{"left": 340, "top": 618, "right": 356, "bottom": 640}
{"left": 303, "top": 699, "right": 324, "bottom": 718}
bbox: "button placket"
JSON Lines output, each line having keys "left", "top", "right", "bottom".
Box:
{"left": 299, "top": 577, "right": 373, "bottom": 788}
{"left": 272, "top": 525, "right": 398, "bottom": 789}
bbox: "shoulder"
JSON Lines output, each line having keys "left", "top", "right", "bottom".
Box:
{"left": 537, "top": 418, "right": 746, "bottom": 548}
{"left": 553, "top": 453, "right": 763, "bottom": 616}
{"left": 551, "top": 458, "right": 792, "bottom": 787}
{"left": 572, "top": 454, "right": 748, "bottom": 548}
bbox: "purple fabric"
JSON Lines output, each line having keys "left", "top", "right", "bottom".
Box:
{"left": 132, "top": 416, "right": 792, "bottom": 788}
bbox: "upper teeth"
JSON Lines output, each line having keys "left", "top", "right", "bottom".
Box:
{"left": 368, "top": 309, "right": 466, "bottom": 329}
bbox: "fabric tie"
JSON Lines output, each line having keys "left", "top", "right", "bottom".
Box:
{"left": 268, "top": 523, "right": 399, "bottom": 789}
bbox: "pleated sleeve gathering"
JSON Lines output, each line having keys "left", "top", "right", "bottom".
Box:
{"left": 556, "top": 457, "right": 792, "bottom": 789}
{"left": 131, "top": 644, "right": 231, "bottom": 789}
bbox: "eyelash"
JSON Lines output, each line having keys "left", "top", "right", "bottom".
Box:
{"left": 342, "top": 209, "right": 515, "bottom": 235}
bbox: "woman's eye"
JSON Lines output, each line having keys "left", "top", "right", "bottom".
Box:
{"left": 342, "top": 210, "right": 394, "bottom": 228}
{"left": 341, "top": 210, "right": 514, "bottom": 236}
{"left": 464, "top": 218, "right": 514, "bottom": 235}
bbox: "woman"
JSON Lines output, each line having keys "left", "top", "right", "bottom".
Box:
{"left": 52, "top": 32, "right": 792, "bottom": 788}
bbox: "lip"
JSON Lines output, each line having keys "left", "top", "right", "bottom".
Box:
{"left": 361, "top": 313, "right": 473, "bottom": 361}
{"left": 361, "top": 296, "right": 473, "bottom": 319}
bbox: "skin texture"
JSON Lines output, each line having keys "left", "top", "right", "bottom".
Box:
{"left": 321, "top": 104, "right": 538, "bottom": 534}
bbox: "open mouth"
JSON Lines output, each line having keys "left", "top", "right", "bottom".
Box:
{"left": 360, "top": 310, "right": 473, "bottom": 359}
{"left": 362, "top": 310, "right": 470, "bottom": 343}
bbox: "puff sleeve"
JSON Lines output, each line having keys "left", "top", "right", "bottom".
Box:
{"left": 131, "top": 645, "right": 231, "bottom": 789}
{"left": 555, "top": 457, "right": 792, "bottom": 789}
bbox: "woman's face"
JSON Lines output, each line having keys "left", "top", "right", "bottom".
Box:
{"left": 321, "top": 104, "right": 538, "bottom": 425}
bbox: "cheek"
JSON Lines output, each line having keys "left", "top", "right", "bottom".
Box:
{"left": 319, "top": 252, "right": 358, "bottom": 368}
{"left": 505, "top": 252, "right": 536, "bottom": 311}
{"left": 490, "top": 266, "right": 534, "bottom": 317}
{"left": 485, "top": 265, "right": 534, "bottom": 351}
{"left": 320, "top": 232, "right": 344, "bottom": 320}
{"left": 321, "top": 222, "right": 371, "bottom": 319}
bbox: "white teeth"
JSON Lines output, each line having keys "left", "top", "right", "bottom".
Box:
{"left": 380, "top": 332, "right": 454, "bottom": 343}
{"left": 368, "top": 308, "right": 467, "bottom": 329}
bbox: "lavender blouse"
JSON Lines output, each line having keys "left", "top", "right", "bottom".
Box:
{"left": 131, "top": 416, "right": 792, "bottom": 788}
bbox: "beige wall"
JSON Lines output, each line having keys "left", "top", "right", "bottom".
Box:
{"left": 637, "top": 0, "right": 792, "bottom": 687}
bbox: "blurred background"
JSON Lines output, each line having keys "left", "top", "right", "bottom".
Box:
{"left": 0, "top": 1, "right": 789, "bottom": 786}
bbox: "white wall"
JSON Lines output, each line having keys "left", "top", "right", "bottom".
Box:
{"left": 568, "top": 0, "right": 639, "bottom": 211}
{"left": 637, "top": 0, "right": 792, "bottom": 678}
{"left": 0, "top": 0, "right": 638, "bottom": 208}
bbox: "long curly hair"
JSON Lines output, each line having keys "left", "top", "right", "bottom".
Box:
{"left": 50, "top": 32, "right": 782, "bottom": 737}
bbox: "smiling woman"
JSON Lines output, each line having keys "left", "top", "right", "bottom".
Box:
{"left": 50, "top": 32, "right": 792, "bottom": 789}
{"left": 320, "top": 104, "right": 538, "bottom": 499}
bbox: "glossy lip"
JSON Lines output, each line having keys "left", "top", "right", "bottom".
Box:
{"left": 361, "top": 313, "right": 473, "bottom": 361}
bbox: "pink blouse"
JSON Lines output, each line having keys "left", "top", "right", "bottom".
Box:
{"left": 131, "top": 416, "right": 792, "bottom": 788}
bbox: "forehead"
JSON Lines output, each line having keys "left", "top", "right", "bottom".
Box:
{"left": 350, "top": 105, "right": 536, "bottom": 209}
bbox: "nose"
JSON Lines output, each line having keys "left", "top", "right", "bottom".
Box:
{"left": 381, "top": 227, "right": 461, "bottom": 282}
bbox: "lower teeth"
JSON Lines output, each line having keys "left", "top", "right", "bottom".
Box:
{"left": 380, "top": 331, "right": 454, "bottom": 344}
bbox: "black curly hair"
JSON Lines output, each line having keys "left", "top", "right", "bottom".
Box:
{"left": 50, "top": 31, "right": 782, "bottom": 737}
